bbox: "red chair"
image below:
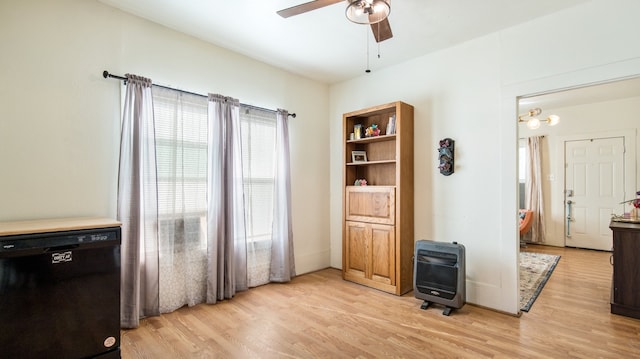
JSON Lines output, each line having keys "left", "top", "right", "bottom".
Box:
{"left": 519, "top": 210, "right": 533, "bottom": 247}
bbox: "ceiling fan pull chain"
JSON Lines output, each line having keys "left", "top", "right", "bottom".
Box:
{"left": 365, "top": 26, "right": 371, "bottom": 73}
{"left": 377, "top": 22, "right": 381, "bottom": 59}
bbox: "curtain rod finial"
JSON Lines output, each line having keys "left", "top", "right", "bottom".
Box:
{"left": 102, "top": 70, "right": 109, "bottom": 79}
{"left": 289, "top": 113, "right": 296, "bottom": 118}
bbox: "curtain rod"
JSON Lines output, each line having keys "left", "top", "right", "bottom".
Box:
{"left": 518, "top": 135, "right": 546, "bottom": 139}
{"left": 102, "top": 70, "right": 296, "bottom": 118}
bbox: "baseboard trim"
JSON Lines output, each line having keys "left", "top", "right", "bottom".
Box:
{"left": 295, "top": 249, "right": 331, "bottom": 275}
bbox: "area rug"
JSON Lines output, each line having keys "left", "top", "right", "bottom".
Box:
{"left": 520, "top": 252, "right": 560, "bottom": 312}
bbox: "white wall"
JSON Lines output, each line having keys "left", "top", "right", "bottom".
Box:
{"left": 0, "top": 0, "right": 331, "bottom": 275}
{"left": 329, "top": 0, "right": 640, "bottom": 314}
{"left": 520, "top": 96, "right": 640, "bottom": 247}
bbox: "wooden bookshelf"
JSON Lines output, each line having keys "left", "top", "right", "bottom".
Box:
{"left": 342, "top": 101, "right": 414, "bottom": 295}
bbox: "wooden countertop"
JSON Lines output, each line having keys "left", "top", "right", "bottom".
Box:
{"left": 0, "top": 217, "right": 121, "bottom": 236}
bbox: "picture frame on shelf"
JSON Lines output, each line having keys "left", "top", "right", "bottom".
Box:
{"left": 352, "top": 150, "right": 367, "bottom": 163}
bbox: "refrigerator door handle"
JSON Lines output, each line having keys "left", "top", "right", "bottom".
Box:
{"left": 44, "top": 244, "right": 80, "bottom": 252}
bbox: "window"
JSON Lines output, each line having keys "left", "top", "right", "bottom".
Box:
{"left": 123, "top": 82, "right": 286, "bottom": 311}
{"left": 153, "top": 88, "right": 209, "bottom": 219}
{"left": 152, "top": 88, "right": 277, "bottom": 243}
{"left": 240, "top": 107, "right": 277, "bottom": 243}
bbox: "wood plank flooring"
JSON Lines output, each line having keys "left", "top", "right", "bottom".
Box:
{"left": 121, "top": 245, "right": 640, "bottom": 358}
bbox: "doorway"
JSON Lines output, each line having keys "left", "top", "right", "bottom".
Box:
{"left": 517, "top": 77, "right": 640, "bottom": 249}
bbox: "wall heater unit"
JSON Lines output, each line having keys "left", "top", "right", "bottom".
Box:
{"left": 413, "top": 240, "right": 465, "bottom": 316}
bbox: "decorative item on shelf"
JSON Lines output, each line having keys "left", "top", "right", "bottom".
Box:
{"left": 354, "top": 124, "right": 362, "bottom": 139}
{"left": 437, "top": 138, "right": 455, "bottom": 176}
{"left": 386, "top": 115, "right": 396, "bottom": 135}
{"left": 351, "top": 150, "right": 367, "bottom": 163}
{"left": 365, "top": 124, "right": 380, "bottom": 137}
{"left": 354, "top": 179, "right": 368, "bottom": 186}
{"left": 622, "top": 190, "right": 640, "bottom": 219}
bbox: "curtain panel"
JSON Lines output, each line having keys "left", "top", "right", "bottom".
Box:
{"left": 153, "top": 87, "right": 209, "bottom": 313}
{"left": 206, "top": 94, "right": 248, "bottom": 303}
{"left": 526, "top": 136, "right": 545, "bottom": 244}
{"left": 270, "top": 109, "right": 296, "bottom": 282}
{"left": 117, "top": 74, "right": 160, "bottom": 328}
{"left": 241, "top": 107, "right": 277, "bottom": 287}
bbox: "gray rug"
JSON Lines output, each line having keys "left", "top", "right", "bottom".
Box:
{"left": 520, "top": 252, "right": 560, "bottom": 312}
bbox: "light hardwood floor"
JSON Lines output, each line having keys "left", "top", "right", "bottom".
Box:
{"left": 121, "top": 245, "right": 640, "bottom": 358}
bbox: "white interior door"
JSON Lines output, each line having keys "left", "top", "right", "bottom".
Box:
{"left": 565, "top": 137, "right": 625, "bottom": 251}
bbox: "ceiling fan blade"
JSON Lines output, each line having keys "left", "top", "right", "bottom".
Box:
{"left": 277, "top": 0, "right": 344, "bottom": 18}
{"left": 370, "top": 17, "right": 393, "bottom": 43}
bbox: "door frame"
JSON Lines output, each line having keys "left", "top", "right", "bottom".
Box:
{"left": 556, "top": 130, "right": 637, "bottom": 247}
{"left": 501, "top": 65, "right": 640, "bottom": 315}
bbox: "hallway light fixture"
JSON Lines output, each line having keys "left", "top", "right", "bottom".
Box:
{"left": 346, "top": 0, "right": 390, "bottom": 24}
{"left": 518, "top": 108, "right": 560, "bottom": 130}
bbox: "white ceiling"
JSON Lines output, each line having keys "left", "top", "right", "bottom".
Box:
{"left": 98, "top": 0, "right": 589, "bottom": 84}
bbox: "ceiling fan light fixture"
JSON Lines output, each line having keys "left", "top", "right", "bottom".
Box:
{"left": 346, "top": 0, "right": 390, "bottom": 25}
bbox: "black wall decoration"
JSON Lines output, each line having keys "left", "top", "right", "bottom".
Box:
{"left": 438, "top": 138, "right": 454, "bottom": 176}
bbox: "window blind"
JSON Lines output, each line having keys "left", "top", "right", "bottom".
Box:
{"left": 153, "top": 88, "right": 208, "bottom": 218}
{"left": 241, "top": 107, "right": 277, "bottom": 243}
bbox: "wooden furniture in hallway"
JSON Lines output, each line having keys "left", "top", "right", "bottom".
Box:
{"left": 609, "top": 220, "right": 640, "bottom": 319}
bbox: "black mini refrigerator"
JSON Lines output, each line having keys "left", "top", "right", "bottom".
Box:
{"left": 0, "top": 224, "right": 121, "bottom": 359}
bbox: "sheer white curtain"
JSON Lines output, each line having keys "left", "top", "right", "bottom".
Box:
{"left": 241, "top": 107, "right": 276, "bottom": 287}
{"left": 153, "top": 87, "right": 209, "bottom": 313}
{"left": 240, "top": 107, "right": 296, "bottom": 286}
{"left": 117, "top": 74, "right": 159, "bottom": 328}
{"left": 270, "top": 109, "right": 296, "bottom": 282}
{"left": 207, "top": 94, "right": 248, "bottom": 302}
{"left": 526, "top": 136, "right": 545, "bottom": 244}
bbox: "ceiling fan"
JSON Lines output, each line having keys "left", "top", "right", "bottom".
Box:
{"left": 277, "top": 0, "right": 393, "bottom": 43}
